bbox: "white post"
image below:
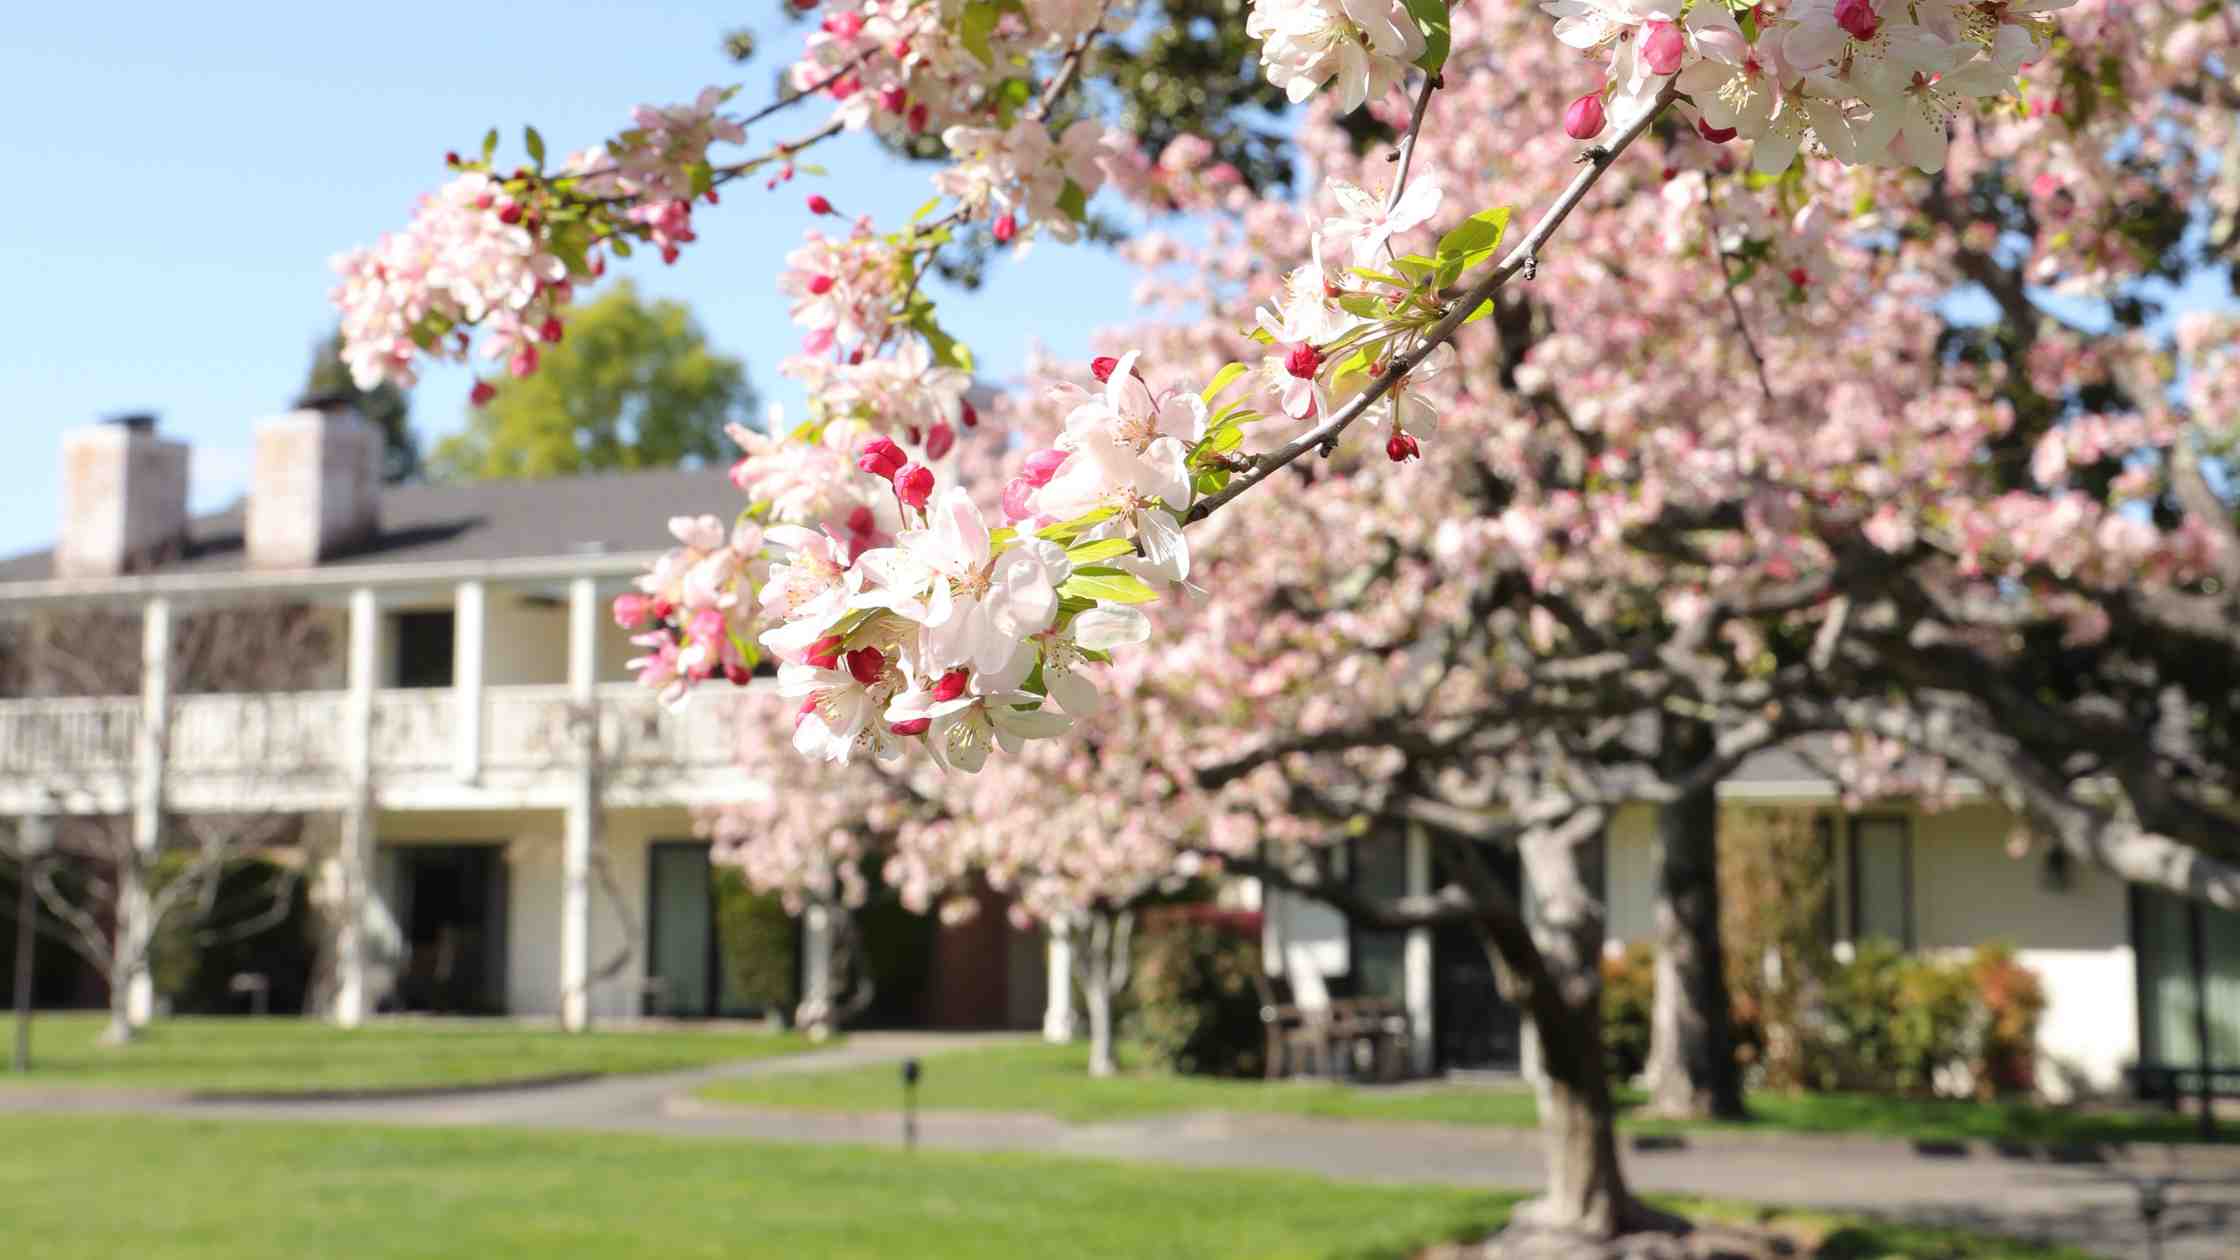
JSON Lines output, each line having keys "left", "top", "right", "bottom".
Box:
{"left": 1404, "top": 826, "right": 1436, "bottom": 1076}
{"left": 1043, "top": 917, "right": 1077, "bottom": 1043}
{"left": 560, "top": 576, "right": 598, "bottom": 1032}
{"left": 452, "top": 579, "right": 486, "bottom": 783}
{"left": 333, "top": 586, "right": 379, "bottom": 1028}
{"left": 123, "top": 596, "right": 172, "bottom": 1027}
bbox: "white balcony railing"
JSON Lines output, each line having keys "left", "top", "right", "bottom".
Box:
{"left": 0, "top": 683, "right": 752, "bottom": 793}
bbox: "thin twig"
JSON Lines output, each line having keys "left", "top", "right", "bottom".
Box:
{"left": 1378, "top": 70, "right": 1443, "bottom": 264}
{"left": 1702, "top": 177, "right": 1777, "bottom": 405}
{"left": 1186, "top": 79, "right": 1681, "bottom": 525}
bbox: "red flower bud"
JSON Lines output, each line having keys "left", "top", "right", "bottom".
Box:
{"left": 1285, "top": 342, "right": 1323, "bottom": 380}
{"left": 469, "top": 380, "right": 497, "bottom": 407}
{"left": 1786, "top": 266, "right": 1812, "bottom": 288}
{"left": 845, "top": 506, "right": 876, "bottom": 536}
{"left": 907, "top": 104, "right": 929, "bottom": 134}
{"left": 1090, "top": 355, "right": 1120, "bottom": 382}
{"left": 1642, "top": 21, "right": 1687, "bottom": 76}
{"left": 925, "top": 423, "right": 956, "bottom": 460}
{"left": 539, "top": 316, "right": 564, "bottom": 344}
{"left": 445, "top": 150, "right": 462, "bottom": 168}
{"left": 894, "top": 463, "right": 935, "bottom": 510}
{"left": 1835, "top": 0, "right": 1880, "bottom": 42}
{"left": 1564, "top": 93, "right": 1608, "bottom": 141}
{"left": 1387, "top": 431, "right": 1422, "bottom": 463}
{"left": 651, "top": 600, "right": 676, "bottom": 623}
{"left": 724, "top": 663, "right": 753, "bottom": 686}
{"left": 931, "top": 668, "right": 970, "bottom": 703}
{"left": 845, "top": 646, "right": 887, "bottom": 686}
{"left": 806, "top": 193, "right": 835, "bottom": 215}
{"left": 857, "top": 437, "right": 907, "bottom": 480}
{"left": 497, "top": 200, "right": 524, "bottom": 225}
{"left": 823, "top": 11, "right": 865, "bottom": 38}
{"left": 1697, "top": 117, "right": 1738, "bottom": 143}
{"left": 960, "top": 400, "right": 980, "bottom": 428}
{"left": 879, "top": 85, "right": 908, "bottom": 114}
{"left": 992, "top": 212, "right": 1018, "bottom": 244}
{"left": 807, "top": 274, "right": 835, "bottom": 295}
{"left": 807, "top": 635, "right": 845, "bottom": 670}
{"left": 888, "top": 717, "right": 931, "bottom": 736}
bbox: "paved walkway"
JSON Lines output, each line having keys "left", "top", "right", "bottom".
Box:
{"left": 6, "top": 1034, "right": 2236, "bottom": 1260}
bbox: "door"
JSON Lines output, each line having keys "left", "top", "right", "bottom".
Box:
{"left": 1431, "top": 840, "right": 1523, "bottom": 1071}
{"left": 398, "top": 845, "right": 506, "bottom": 1014}
{"left": 647, "top": 842, "right": 716, "bottom": 1017}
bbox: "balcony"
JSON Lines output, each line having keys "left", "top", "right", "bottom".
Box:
{"left": 0, "top": 683, "right": 764, "bottom": 814}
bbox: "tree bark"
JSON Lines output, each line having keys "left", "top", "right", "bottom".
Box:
{"left": 1643, "top": 777, "right": 1746, "bottom": 1119}
{"left": 1073, "top": 908, "right": 1131, "bottom": 1078}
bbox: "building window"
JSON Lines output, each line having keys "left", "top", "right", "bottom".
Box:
{"left": 393, "top": 610, "right": 455, "bottom": 689}
{"left": 2135, "top": 886, "right": 2240, "bottom": 1073}
{"left": 1848, "top": 816, "right": 1913, "bottom": 949}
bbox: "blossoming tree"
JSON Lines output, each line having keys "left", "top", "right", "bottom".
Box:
{"left": 328, "top": 0, "right": 2240, "bottom": 1246}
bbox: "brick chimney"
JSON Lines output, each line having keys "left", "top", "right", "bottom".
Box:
{"left": 56, "top": 413, "right": 191, "bottom": 579}
{"left": 245, "top": 397, "right": 382, "bottom": 569}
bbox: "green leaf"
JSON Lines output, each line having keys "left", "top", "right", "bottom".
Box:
{"left": 480, "top": 127, "right": 499, "bottom": 164}
{"left": 1035, "top": 507, "right": 1117, "bottom": 545}
{"left": 1065, "top": 538, "right": 1138, "bottom": 564}
{"left": 608, "top": 237, "right": 633, "bottom": 259}
{"left": 1435, "top": 207, "right": 1513, "bottom": 272}
{"left": 1401, "top": 0, "right": 1450, "bottom": 72}
{"left": 1390, "top": 254, "right": 1439, "bottom": 282}
{"left": 1338, "top": 294, "right": 1389, "bottom": 320}
{"left": 960, "top": 0, "right": 1000, "bottom": 66}
{"left": 1460, "top": 298, "right": 1495, "bottom": 324}
{"left": 1055, "top": 179, "right": 1088, "bottom": 223}
{"left": 1202, "top": 361, "right": 1250, "bottom": 406}
{"left": 1059, "top": 569, "right": 1159, "bottom": 605}
{"left": 524, "top": 126, "right": 546, "bottom": 168}
{"left": 910, "top": 196, "right": 943, "bottom": 224}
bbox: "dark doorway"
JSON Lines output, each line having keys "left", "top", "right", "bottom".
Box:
{"left": 1431, "top": 841, "right": 1524, "bottom": 1071}
{"left": 395, "top": 845, "right": 507, "bottom": 1014}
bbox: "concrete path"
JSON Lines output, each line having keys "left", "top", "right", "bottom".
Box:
{"left": 6, "top": 1033, "right": 2235, "bottom": 1260}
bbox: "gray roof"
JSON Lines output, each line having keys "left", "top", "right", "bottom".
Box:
{"left": 0, "top": 466, "right": 740, "bottom": 584}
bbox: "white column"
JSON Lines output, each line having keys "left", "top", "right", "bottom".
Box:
{"left": 124, "top": 596, "right": 172, "bottom": 1026}
{"left": 1043, "top": 918, "right": 1077, "bottom": 1043}
{"left": 333, "top": 586, "right": 378, "bottom": 1028}
{"left": 1404, "top": 826, "right": 1435, "bottom": 1076}
{"left": 560, "top": 576, "right": 598, "bottom": 1032}
{"left": 452, "top": 579, "right": 486, "bottom": 783}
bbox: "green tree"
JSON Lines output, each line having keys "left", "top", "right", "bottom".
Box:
{"left": 431, "top": 282, "right": 755, "bottom": 480}
{"left": 302, "top": 330, "right": 420, "bottom": 483}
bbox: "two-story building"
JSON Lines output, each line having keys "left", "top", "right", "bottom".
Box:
{"left": 0, "top": 406, "right": 1049, "bottom": 1033}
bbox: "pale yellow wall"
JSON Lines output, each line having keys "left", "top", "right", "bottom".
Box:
{"left": 1606, "top": 804, "right": 1658, "bottom": 945}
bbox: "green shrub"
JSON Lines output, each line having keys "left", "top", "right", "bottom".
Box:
{"left": 1600, "top": 941, "right": 1656, "bottom": 1084}
{"left": 1814, "top": 939, "right": 2043, "bottom": 1097}
{"left": 150, "top": 857, "right": 315, "bottom": 1015}
{"left": 1967, "top": 942, "right": 2048, "bottom": 1097}
{"left": 713, "top": 869, "right": 796, "bottom": 1016}
{"left": 1129, "top": 906, "right": 1265, "bottom": 1078}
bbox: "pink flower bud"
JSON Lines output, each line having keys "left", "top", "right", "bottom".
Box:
{"left": 857, "top": 437, "right": 907, "bottom": 480}
{"left": 1642, "top": 21, "right": 1687, "bottom": 76}
{"left": 1835, "top": 0, "right": 1879, "bottom": 41}
{"left": 1697, "top": 117, "right": 1738, "bottom": 143}
{"left": 689, "top": 607, "right": 726, "bottom": 643}
{"left": 879, "top": 85, "right": 908, "bottom": 114}
{"left": 844, "top": 646, "right": 886, "bottom": 686}
{"left": 888, "top": 717, "right": 931, "bottom": 736}
{"left": 894, "top": 462, "right": 935, "bottom": 509}
{"left": 509, "top": 346, "right": 539, "bottom": 379}
{"left": 932, "top": 668, "right": 970, "bottom": 702}
{"left": 823, "top": 11, "right": 865, "bottom": 38}
{"left": 1563, "top": 93, "right": 1608, "bottom": 141}
{"left": 1090, "top": 355, "right": 1120, "bottom": 382}
{"left": 1285, "top": 343, "right": 1323, "bottom": 380}
{"left": 992, "top": 212, "right": 1018, "bottom": 244}
{"left": 925, "top": 423, "right": 956, "bottom": 460}
{"left": 1387, "top": 432, "right": 1422, "bottom": 463}
{"left": 806, "top": 193, "right": 835, "bottom": 215}
{"left": 960, "top": 400, "right": 979, "bottom": 428}
{"left": 807, "top": 635, "right": 845, "bottom": 670}
{"left": 795, "top": 696, "right": 819, "bottom": 728}
{"left": 469, "top": 380, "right": 497, "bottom": 407}
{"left": 1001, "top": 478, "right": 1036, "bottom": 523}
{"left": 611, "top": 592, "right": 650, "bottom": 628}
{"left": 907, "top": 104, "right": 929, "bottom": 134}
{"left": 807, "top": 274, "right": 835, "bottom": 295}
{"left": 1021, "top": 448, "right": 1069, "bottom": 486}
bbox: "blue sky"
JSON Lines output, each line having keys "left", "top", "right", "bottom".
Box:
{"left": 0, "top": 1, "right": 1142, "bottom": 557}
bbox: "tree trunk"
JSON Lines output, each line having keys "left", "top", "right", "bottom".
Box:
{"left": 100, "top": 856, "right": 150, "bottom": 1047}
{"left": 1505, "top": 812, "right": 1683, "bottom": 1243}
{"left": 1644, "top": 778, "right": 1746, "bottom": 1119}
{"left": 1073, "top": 907, "right": 1131, "bottom": 1079}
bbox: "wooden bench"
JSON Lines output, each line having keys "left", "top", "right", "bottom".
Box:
{"left": 1254, "top": 946, "right": 1415, "bottom": 1081}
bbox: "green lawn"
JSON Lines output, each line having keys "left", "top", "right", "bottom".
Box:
{"left": 701, "top": 1039, "right": 2227, "bottom": 1146}
{"left": 0, "top": 1114, "right": 2094, "bottom": 1260}
{"left": 1, "top": 1013, "right": 814, "bottom": 1095}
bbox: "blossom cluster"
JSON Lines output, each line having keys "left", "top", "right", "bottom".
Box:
{"left": 1246, "top": 0, "right": 1427, "bottom": 114}
{"left": 1545, "top": 0, "right": 2076, "bottom": 174}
